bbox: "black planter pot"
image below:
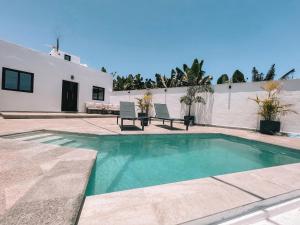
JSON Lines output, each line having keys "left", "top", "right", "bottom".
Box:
{"left": 184, "top": 116, "right": 195, "bottom": 126}
{"left": 138, "top": 112, "right": 148, "bottom": 126}
{"left": 260, "top": 120, "right": 280, "bottom": 135}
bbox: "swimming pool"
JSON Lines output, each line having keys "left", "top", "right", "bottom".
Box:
{"left": 4, "top": 132, "right": 300, "bottom": 195}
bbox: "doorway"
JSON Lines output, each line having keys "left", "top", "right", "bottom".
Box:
{"left": 61, "top": 80, "right": 78, "bottom": 112}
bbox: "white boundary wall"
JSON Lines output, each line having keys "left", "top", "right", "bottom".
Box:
{"left": 0, "top": 40, "right": 113, "bottom": 112}
{"left": 110, "top": 79, "right": 300, "bottom": 133}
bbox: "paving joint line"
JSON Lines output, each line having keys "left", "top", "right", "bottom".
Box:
{"left": 80, "top": 118, "right": 120, "bottom": 135}
{"left": 211, "top": 176, "right": 264, "bottom": 200}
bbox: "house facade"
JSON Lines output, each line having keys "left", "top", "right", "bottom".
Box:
{"left": 0, "top": 39, "right": 112, "bottom": 112}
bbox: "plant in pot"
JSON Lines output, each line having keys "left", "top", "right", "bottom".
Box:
{"left": 251, "top": 81, "right": 296, "bottom": 135}
{"left": 179, "top": 59, "right": 213, "bottom": 126}
{"left": 136, "top": 91, "right": 152, "bottom": 126}
{"left": 180, "top": 86, "right": 206, "bottom": 125}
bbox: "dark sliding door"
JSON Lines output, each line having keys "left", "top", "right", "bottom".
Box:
{"left": 61, "top": 80, "right": 78, "bottom": 112}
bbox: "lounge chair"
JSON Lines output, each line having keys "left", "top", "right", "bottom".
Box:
{"left": 151, "top": 103, "right": 189, "bottom": 130}
{"left": 117, "top": 102, "right": 147, "bottom": 131}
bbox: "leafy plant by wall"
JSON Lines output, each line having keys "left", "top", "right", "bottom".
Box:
{"left": 251, "top": 81, "right": 296, "bottom": 121}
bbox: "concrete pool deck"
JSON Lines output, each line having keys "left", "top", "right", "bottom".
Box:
{"left": 1, "top": 117, "right": 300, "bottom": 224}
{"left": 0, "top": 138, "right": 97, "bottom": 225}
{"left": 78, "top": 164, "right": 300, "bottom": 225}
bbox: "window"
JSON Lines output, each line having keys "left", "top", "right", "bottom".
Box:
{"left": 2, "top": 68, "right": 34, "bottom": 93}
{"left": 64, "top": 54, "right": 71, "bottom": 61}
{"left": 92, "top": 86, "right": 105, "bottom": 101}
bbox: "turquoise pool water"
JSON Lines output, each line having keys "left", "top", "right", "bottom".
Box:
{"left": 4, "top": 132, "right": 300, "bottom": 195}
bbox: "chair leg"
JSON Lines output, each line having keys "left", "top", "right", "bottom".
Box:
{"left": 163, "top": 120, "right": 164, "bottom": 125}
{"left": 121, "top": 118, "right": 123, "bottom": 131}
{"left": 186, "top": 123, "right": 189, "bottom": 131}
{"left": 142, "top": 122, "right": 144, "bottom": 131}
{"left": 171, "top": 120, "right": 173, "bottom": 128}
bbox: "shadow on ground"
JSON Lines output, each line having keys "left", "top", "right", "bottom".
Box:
{"left": 119, "top": 125, "right": 143, "bottom": 131}
{"left": 155, "top": 125, "right": 184, "bottom": 130}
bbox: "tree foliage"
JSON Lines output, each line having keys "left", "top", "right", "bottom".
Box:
{"left": 113, "top": 58, "right": 213, "bottom": 91}
{"left": 217, "top": 74, "right": 229, "bottom": 84}
{"left": 252, "top": 64, "right": 295, "bottom": 81}
{"left": 279, "top": 69, "right": 295, "bottom": 80}
{"left": 252, "top": 67, "right": 264, "bottom": 82}
{"left": 179, "top": 59, "right": 213, "bottom": 116}
{"left": 112, "top": 60, "right": 296, "bottom": 91}
{"left": 265, "top": 64, "right": 276, "bottom": 81}
{"left": 232, "top": 70, "right": 246, "bottom": 83}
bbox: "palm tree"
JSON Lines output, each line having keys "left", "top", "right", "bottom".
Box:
{"left": 112, "top": 58, "right": 214, "bottom": 91}
{"left": 113, "top": 75, "right": 126, "bottom": 91}
{"left": 252, "top": 64, "right": 295, "bottom": 81}
{"left": 264, "top": 64, "right": 276, "bottom": 81}
{"left": 252, "top": 67, "right": 264, "bottom": 82}
{"left": 279, "top": 69, "right": 295, "bottom": 80}
{"left": 124, "top": 74, "right": 134, "bottom": 90}
{"left": 180, "top": 59, "right": 213, "bottom": 122}
{"left": 154, "top": 73, "right": 166, "bottom": 88}
{"left": 133, "top": 74, "right": 144, "bottom": 89}
{"left": 144, "top": 78, "right": 155, "bottom": 89}
{"left": 181, "top": 59, "right": 213, "bottom": 89}
{"left": 180, "top": 86, "right": 206, "bottom": 117}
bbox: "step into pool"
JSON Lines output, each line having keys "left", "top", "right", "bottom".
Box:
{"left": 3, "top": 131, "right": 300, "bottom": 195}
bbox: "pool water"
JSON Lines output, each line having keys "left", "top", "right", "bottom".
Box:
{"left": 4, "top": 132, "right": 300, "bottom": 195}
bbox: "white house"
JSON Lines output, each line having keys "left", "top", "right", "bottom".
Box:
{"left": 0, "top": 39, "right": 113, "bottom": 112}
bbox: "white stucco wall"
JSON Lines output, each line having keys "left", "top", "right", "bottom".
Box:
{"left": 0, "top": 40, "right": 113, "bottom": 112}
{"left": 211, "top": 80, "right": 300, "bottom": 133}
{"left": 110, "top": 80, "right": 300, "bottom": 133}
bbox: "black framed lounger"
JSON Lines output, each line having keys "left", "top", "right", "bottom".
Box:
{"left": 151, "top": 103, "right": 189, "bottom": 130}
{"left": 117, "top": 101, "right": 146, "bottom": 131}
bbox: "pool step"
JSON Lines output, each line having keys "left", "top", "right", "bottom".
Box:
{"left": 66, "top": 142, "right": 83, "bottom": 148}
{"left": 30, "top": 135, "right": 64, "bottom": 143}
{"left": 45, "top": 138, "right": 75, "bottom": 146}
{"left": 16, "top": 133, "right": 54, "bottom": 141}
{"left": 3, "top": 131, "right": 82, "bottom": 148}
{"left": 5, "top": 131, "right": 44, "bottom": 139}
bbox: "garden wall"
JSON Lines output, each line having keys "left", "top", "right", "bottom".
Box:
{"left": 110, "top": 79, "right": 300, "bottom": 133}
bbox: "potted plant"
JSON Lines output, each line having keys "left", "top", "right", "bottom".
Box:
{"left": 178, "top": 59, "right": 213, "bottom": 126}
{"left": 136, "top": 91, "right": 152, "bottom": 126}
{"left": 251, "top": 81, "right": 296, "bottom": 135}
{"left": 180, "top": 86, "right": 206, "bottom": 125}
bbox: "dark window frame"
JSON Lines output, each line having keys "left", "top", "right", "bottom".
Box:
{"left": 64, "top": 54, "right": 71, "bottom": 61}
{"left": 92, "top": 86, "right": 105, "bottom": 101}
{"left": 2, "top": 67, "right": 34, "bottom": 93}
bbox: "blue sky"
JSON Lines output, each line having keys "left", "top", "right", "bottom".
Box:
{"left": 0, "top": 0, "right": 299, "bottom": 81}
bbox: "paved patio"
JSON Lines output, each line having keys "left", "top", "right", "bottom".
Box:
{"left": 1, "top": 117, "right": 300, "bottom": 225}
{"left": 0, "top": 138, "right": 97, "bottom": 225}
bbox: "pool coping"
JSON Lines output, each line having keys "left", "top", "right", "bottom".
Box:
{"left": 2, "top": 128, "right": 300, "bottom": 225}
